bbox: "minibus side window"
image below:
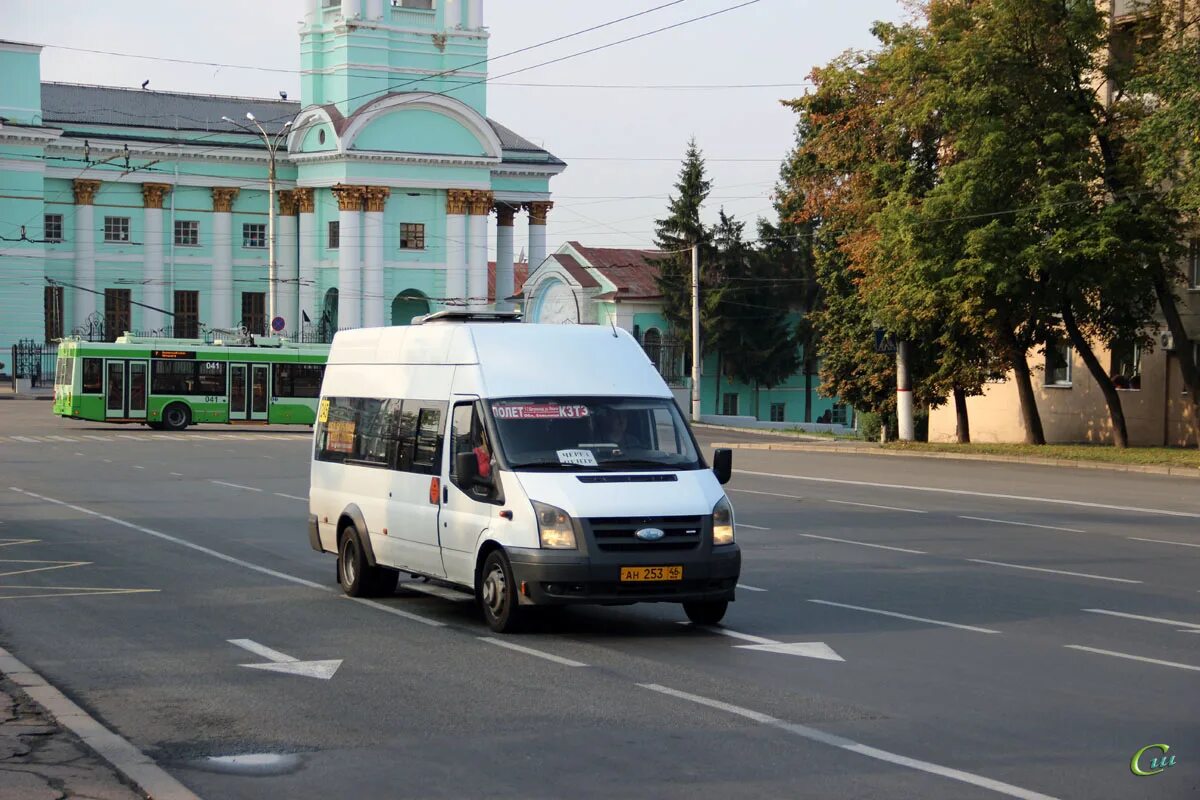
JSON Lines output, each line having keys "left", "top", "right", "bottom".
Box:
{"left": 410, "top": 404, "right": 445, "bottom": 475}
{"left": 450, "top": 402, "right": 497, "bottom": 500}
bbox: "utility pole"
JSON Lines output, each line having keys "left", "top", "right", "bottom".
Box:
{"left": 690, "top": 243, "right": 702, "bottom": 422}
{"left": 222, "top": 113, "right": 292, "bottom": 337}
{"left": 896, "top": 339, "right": 915, "bottom": 441}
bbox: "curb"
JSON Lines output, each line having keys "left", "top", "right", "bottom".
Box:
{"left": 693, "top": 423, "right": 834, "bottom": 442}
{"left": 0, "top": 645, "right": 202, "bottom": 800}
{"left": 713, "top": 441, "right": 1200, "bottom": 480}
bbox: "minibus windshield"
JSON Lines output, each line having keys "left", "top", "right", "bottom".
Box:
{"left": 489, "top": 397, "right": 702, "bottom": 471}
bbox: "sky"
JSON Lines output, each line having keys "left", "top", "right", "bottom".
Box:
{"left": 9, "top": 0, "right": 909, "bottom": 258}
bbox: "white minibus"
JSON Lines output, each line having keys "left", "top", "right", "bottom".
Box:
{"left": 307, "top": 311, "right": 740, "bottom": 632}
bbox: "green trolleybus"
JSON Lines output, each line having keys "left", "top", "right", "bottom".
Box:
{"left": 52, "top": 335, "right": 330, "bottom": 431}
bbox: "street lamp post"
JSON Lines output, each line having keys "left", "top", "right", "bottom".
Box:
{"left": 222, "top": 113, "right": 292, "bottom": 336}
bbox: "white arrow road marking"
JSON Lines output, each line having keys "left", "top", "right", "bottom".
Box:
{"left": 677, "top": 622, "right": 844, "bottom": 661}
{"left": 228, "top": 639, "right": 342, "bottom": 680}
{"left": 735, "top": 642, "right": 845, "bottom": 661}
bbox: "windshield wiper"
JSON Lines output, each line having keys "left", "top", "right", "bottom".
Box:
{"left": 508, "top": 459, "right": 604, "bottom": 472}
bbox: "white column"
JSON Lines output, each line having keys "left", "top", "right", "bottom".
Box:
{"left": 495, "top": 205, "right": 515, "bottom": 312}
{"left": 445, "top": 190, "right": 468, "bottom": 307}
{"left": 467, "top": 0, "right": 483, "bottom": 29}
{"left": 333, "top": 185, "right": 363, "bottom": 330}
{"left": 527, "top": 200, "right": 551, "bottom": 277}
{"left": 444, "top": 0, "right": 461, "bottom": 28}
{"left": 211, "top": 187, "right": 238, "bottom": 331}
{"left": 365, "top": 0, "right": 384, "bottom": 20}
{"left": 341, "top": 0, "right": 360, "bottom": 19}
{"left": 141, "top": 184, "right": 169, "bottom": 333}
{"left": 72, "top": 180, "right": 99, "bottom": 327}
{"left": 278, "top": 193, "right": 299, "bottom": 335}
{"left": 467, "top": 191, "right": 491, "bottom": 310}
{"left": 296, "top": 189, "right": 317, "bottom": 336}
{"left": 304, "top": 0, "right": 320, "bottom": 25}
{"left": 362, "top": 186, "right": 388, "bottom": 328}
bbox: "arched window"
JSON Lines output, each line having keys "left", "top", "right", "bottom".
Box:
{"left": 391, "top": 290, "right": 431, "bottom": 326}
{"left": 643, "top": 327, "right": 662, "bottom": 371}
{"left": 530, "top": 278, "right": 578, "bottom": 324}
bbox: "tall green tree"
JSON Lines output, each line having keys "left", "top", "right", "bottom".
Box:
{"left": 654, "top": 138, "right": 711, "bottom": 353}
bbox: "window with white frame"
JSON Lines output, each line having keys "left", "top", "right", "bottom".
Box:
{"left": 174, "top": 220, "right": 199, "bottom": 247}
{"left": 103, "top": 216, "right": 130, "bottom": 243}
{"left": 831, "top": 404, "right": 849, "bottom": 425}
{"left": 243, "top": 223, "right": 267, "bottom": 249}
{"left": 400, "top": 223, "right": 425, "bottom": 250}
{"left": 43, "top": 214, "right": 63, "bottom": 243}
{"left": 1045, "top": 339, "right": 1072, "bottom": 386}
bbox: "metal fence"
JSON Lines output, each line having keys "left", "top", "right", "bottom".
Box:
{"left": 642, "top": 335, "right": 688, "bottom": 389}
{"left": 10, "top": 339, "right": 57, "bottom": 388}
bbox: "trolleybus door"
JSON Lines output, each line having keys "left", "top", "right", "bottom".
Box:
{"left": 229, "top": 363, "right": 269, "bottom": 422}
{"left": 104, "top": 359, "right": 148, "bottom": 420}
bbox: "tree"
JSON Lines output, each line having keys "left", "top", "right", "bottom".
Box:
{"left": 654, "top": 138, "right": 711, "bottom": 354}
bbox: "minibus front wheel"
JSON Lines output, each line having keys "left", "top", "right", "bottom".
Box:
{"left": 479, "top": 549, "right": 525, "bottom": 633}
{"left": 683, "top": 600, "right": 728, "bottom": 626}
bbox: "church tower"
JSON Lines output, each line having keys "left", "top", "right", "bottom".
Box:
{"left": 300, "top": 0, "right": 489, "bottom": 117}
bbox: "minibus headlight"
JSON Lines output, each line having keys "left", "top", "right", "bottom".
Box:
{"left": 533, "top": 501, "right": 577, "bottom": 549}
{"left": 712, "top": 497, "right": 735, "bottom": 546}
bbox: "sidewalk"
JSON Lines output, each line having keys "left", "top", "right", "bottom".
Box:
{"left": 0, "top": 673, "right": 144, "bottom": 800}
{"left": 0, "top": 384, "right": 54, "bottom": 401}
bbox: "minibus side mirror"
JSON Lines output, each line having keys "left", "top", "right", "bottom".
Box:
{"left": 712, "top": 448, "right": 733, "bottom": 485}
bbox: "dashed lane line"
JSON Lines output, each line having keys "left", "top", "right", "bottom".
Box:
{"left": 798, "top": 533, "right": 926, "bottom": 555}
{"left": 638, "top": 684, "right": 1058, "bottom": 800}
{"left": 273, "top": 492, "right": 308, "bottom": 502}
{"left": 1063, "top": 645, "right": 1200, "bottom": 673}
{"left": 1082, "top": 608, "right": 1200, "bottom": 630}
{"left": 738, "top": 523, "right": 771, "bottom": 531}
{"left": 959, "top": 516, "right": 1084, "bottom": 533}
{"left": 736, "top": 470, "right": 1200, "bottom": 519}
{"left": 478, "top": 637, "right": 589, "bottom": 667}
{"left": 808, "top": 599, "right": 1001, "bottom": 634}
{"left": 737, "top": 583, "right": 768, "bottom": 592}
{"left": 1127, "top": 536, "right": 1200, "bottom": 549}
{"left": 827, "top": 499, "right": 928, "bottom": 514}
{"left": 967, "top": 559, "right": 1142, "bottom": 585}
{"left": 209, "top": 480, "right": 262, "bottom": 493}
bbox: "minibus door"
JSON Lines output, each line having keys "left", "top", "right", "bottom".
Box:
{"left": 439, "top": 400, "right": 499, "bottom": 583}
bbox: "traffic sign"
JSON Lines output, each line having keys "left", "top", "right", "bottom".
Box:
{"left": 873, "top": 328, "right": 897, "bottom": 354}
{"left": 271, "top": 316, "right": 286, "bottom": 333}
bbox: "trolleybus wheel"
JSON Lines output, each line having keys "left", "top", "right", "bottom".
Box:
{"left": 161, "top": 403, "right": 190, "bottom": 432}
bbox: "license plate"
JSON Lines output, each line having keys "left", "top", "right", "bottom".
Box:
{"left": 620, "top": 565, "right": 683, "bottom": 582}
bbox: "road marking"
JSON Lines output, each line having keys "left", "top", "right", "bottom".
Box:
{"left": 228, "top": 638, "right": 342, "bottom": 680}
{"left": 116, "top": 434, "right": 143, "bottom": 441}
{"left": 808, "top": 599, "right": 1001, "bottom": 634}
{"left": 102, "top": 459, "right": 112, "bottom": 463}
{"left": 0, "top": 539, "right": 39, "bottom": 548}
{"left": 273, "top": 492, "right": 308, "bottom": 501}
{"left": 828, "top": 499, "right": 928, "bottom": 514}
{"left": 638, "top": 684, "right": 1058, "bottom": 800}
{"left": 737, "top": 583, "right": 768, "bottom": 592}
{"left": 737, "top": 470, "right": 1200, "bottom": 519}
{"left": 13, "top": 436, "right": 37, "bottom": 443}
{"left": 75, "top": 452, "right": 85, "bottom": 457}
{"left": 798, "top": 533, "right": 926, "bottom": 555}
{"left": 82, "top": 435, "right": 109, "bottom": 441}
{"left": 1127, "top": 536, "right": 1200, "bottom": 549}
{"left": 739, "top": 523, "right": 771, "bottom": 530}
{"left": 210, "top": 480, "right": 262, "bottom": 492}
{"left": 678, "top": 623, "right": 843, "bottom": 660}
{"left": 1064, "top": 645, "right": 1200, "bottom": 673}
{"left": 967, "top": 559, "right": 1141, "bottom": 585}
{"left": 7, "top": 487, "right": 444, "bottom": 628}
{"left": 170, "top": 472, "right": 183, "bottom": 477}
{"left": 133, "top": 465, "right": 145, "bottom": 470}
{"left": 0, "top": 586, "right": 159, "bottom": 601}
{"left": 47, "top": 435, "right": 78, "bottom": 442}
{"left": 0, "top": 644, "right": 201, "bottom": 800}
{"left": 1082, "top": 608, "right": 1200, "bottom": 630}
{"left": 959, "top": 516, "right": 1084, "bottom": 533}
{"left": 478, "top": 637, "right": 588, "bottom": 667}
{"left": 0, "top": 559, "right": 91, "bottom": 578}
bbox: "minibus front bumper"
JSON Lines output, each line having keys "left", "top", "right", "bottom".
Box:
{"left": 506, "top": 544, "right": 741, "bottom": 606}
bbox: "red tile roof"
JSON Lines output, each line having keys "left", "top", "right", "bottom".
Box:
{"left": 568, "top": 242, "right": 667, "bottom": 300}
{"left": 487, "top": 259, "right": 529, "bottom": 302}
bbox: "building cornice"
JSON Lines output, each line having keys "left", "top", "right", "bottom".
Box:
{"left": 287, "top": 149, "right": 500, "bottom": 168}
{"left": 0, "top": 124, "right": 63, "bottom": 145}
{"left": 48, "top": 137, "right": 275, "bottom": 167}
{"left": 296, "top": 176, "right": 490, "bottom": 191}
{"left": 0, "top": 41, "right": 42, "bottom": 55}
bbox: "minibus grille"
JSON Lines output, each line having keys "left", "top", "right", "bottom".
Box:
{"left": 587, "top": 516, "right": 704, "bottom": 551}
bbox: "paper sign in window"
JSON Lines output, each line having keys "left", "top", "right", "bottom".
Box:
{"left": 556, "top": 449, "right": 599, "bottom": 467}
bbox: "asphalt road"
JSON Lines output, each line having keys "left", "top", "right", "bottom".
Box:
{"left": 0, "top": 402, "right": 1197, "bottom": 799}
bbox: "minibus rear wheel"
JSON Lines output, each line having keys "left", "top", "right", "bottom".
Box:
{"left": 479, "top": 549, "right": 524, "bottom": 633}
{"left": 683, "top": 600, "right": 728, "bottom": 626}
{"left": 337, "top": 525, "right": 397, "bottom": 597}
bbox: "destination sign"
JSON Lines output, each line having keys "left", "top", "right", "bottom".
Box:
{"left": 152, "top": 350, "right": 198, "bottom": 359}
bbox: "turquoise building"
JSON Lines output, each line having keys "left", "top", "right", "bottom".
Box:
{"left": 520, "top": 241, "right": 852, "bottom": 427}
{"left": 0, "top": 0, "right": 564, "bottom": 352}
